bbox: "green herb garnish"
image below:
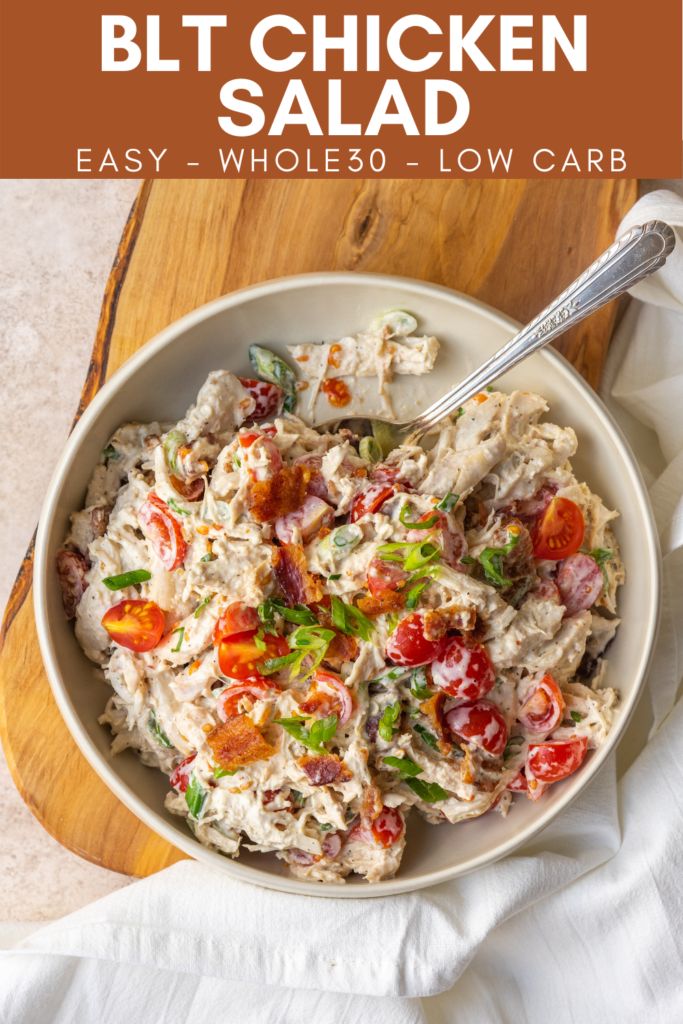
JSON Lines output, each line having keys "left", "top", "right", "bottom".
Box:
{"left": 200, "top": 552, "right": 215, "bottom": 562}
{"left": 330, "top": 596, "right": 374, "bottom": 642}
{"left": 214, "top": 765, "right": 239, "bottom": 778}
{"left": 167, "top": 498, "right": 190, "bottom": 516}
{"left": 378, "top": 702, "right": 401, "bottom": 742}
{"left": 405, "top": 778, "right": 450, "bottom": 803}
{"left": 319, "top": 822, "right": 334, "bottom": 831}
{"left": 102, "top": 569, "right": 151, "bottom": 591}
{"left": 185, "top": 775, "right": 207, "bottom": 818}
{"left": 328, "top": 573, "right": 341, "bottom": 581}
{"left": 570, "top": 710, "right": 584, "bottom": 723}
{"left": 456, "top": 407, "right": 465, "bottom": 418}
{"left": 405, "top": 578, "right": 430, "bottom": 610}
{"left": 253, "top": 632, "right": 267, "bottom": 652}
{"left": 589, "top": 548, "right": 612, "bottom": 591}
{"left": 171, "top": 626, "right": 185, "bottom": 652}
{"left": 193, "top": 593, "right": 215, "bottom": 618}
{"left": 263, "top": 625, "right": 335, "bottom": 679}
{"left": 413, "top": 723, "right": 439, "bottom": 750}
{"left": 148, "top": 710, "right": 172, "bottom": 748}
{"left": 382, "top": 755, "right": 422, "bottom": 778}
{"left": 478, "top": 527, "right": 521, "bottom": 588}
{"left": 274, "top": 714, "right": 338, "bottom": 752}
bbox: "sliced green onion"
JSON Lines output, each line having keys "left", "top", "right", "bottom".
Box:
{"left": 214, "top": 765, "right": 239, "bottom": 778}
{"left": 330, "top": 596, "right": 374, "bottom": 642}
{"left": 102, "top": 443, "right": 120, "bottom": 461}
{"left": 382, "top": 755, "right": 422, "bottom": 778}
{"left": 399, "top": 504, "right": 440, "bottom": 530}
{"left": 478, "top": 528, "right": 521, "bottom": 588}
{"left": 163, "top": 430, "right": 186, "bottom": 474}
{"left": 570, "top": 710, "right": 585, "bottom": 723}
{"left": 405, "top": 778, "right": 449, "bottom": 802}
{"left": 200, "top": 553, "right": 215, "bottom": 563}
{"left": 370, "top": 309, "right": 418, "bottom": 337}
{"left": 102, "top": 569, "right": 152, "bottom": 591}
{"left": 148, "top": 710, "right": 172, "bottom": 748}
{"left": 436, "top": 492, "right": 459, "bottom": 512}
{"left": 405, "top": 578, "right": 429, "bottom": 610}
{"left": 328, "top": 573, "right": 341, "bottom": 581}
{"left": 253, "top": 632, "right": 267, "bottom": 652}
{"left": 378, "top": 701, "right": 401, "bottom": 742}
{"left": 185, "top": 775, "right": 207, "bottom": 818}
{"left": 359, "top": 436, "right": 382, "bottom": 463}
{"left": 274, "top": 714, "right": 338, "bottom": 753}
{"left": 404, "top": 542, "right": 440, "bottom": 573}
{"left": 261, "top": 651, "right": 299, "bottom": 675}
{"left": 171, "top": 626, "right": 185, "bottom": 653}
{"left": 248, "top": 345, "right": 298, "bottom": 412}
{"left": 258, "top": 597, "right": 317, "bottom": 626}
{"left": 193, "top": 593, "right": 215, "bottom": 618}
{"left": 167, "top": 498, "right": 190, "bottom": 516}
{"left": 410, "top": 667, "right": 432, "bottom": 700}
{"left": 332, "top": 525, "right": 362, "bottom": 550}
{"left": 413, "top": 723, "right": 439, "bottom": 750}
{"left": 588, "top": 547, "right": 612, "bottom": 591}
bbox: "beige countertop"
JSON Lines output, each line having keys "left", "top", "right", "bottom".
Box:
{"left": 0, "top": 180, "right": 139, "bottom": 926}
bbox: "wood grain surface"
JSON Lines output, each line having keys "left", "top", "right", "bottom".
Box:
{"left": 0, "top": 178, "right": 637, "bottom": 877}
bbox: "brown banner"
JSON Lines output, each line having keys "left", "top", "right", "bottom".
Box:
{"left": 1, "top": 1, "right": 681, "bottom": 179}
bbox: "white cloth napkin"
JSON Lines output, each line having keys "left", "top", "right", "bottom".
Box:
{"left": 3, "top": 191, "right": 683, "bottom": 1024}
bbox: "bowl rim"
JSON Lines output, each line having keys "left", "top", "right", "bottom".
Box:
{"left": 33, "top": 271, "right": 661, "bottom": 898}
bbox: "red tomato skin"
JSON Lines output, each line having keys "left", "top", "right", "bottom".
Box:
{"left": 517, "top": 674, "right": 565, "bottom": 736}
{"left": 170, "top": 754, "right": 196, "bottom": 792}
{"left": 214, "top": 602, "right": 260, "bottom": 645}
{"left": 385, "top": 613, "right": 445, "bottom": 667}
{"left": 238, "top": 377, "right": 283, "bottom": 421}
{"left": 349, "top": 483, "right": 395, "bottom": 523}
{"left": 219, "top": 679, "right": 273, "bottom": 719}
{"left": 101, "top": 599, "right": 165, "bottom": 652}
{"left": 367, "top": 556, "right": 409, "bottom": 596}
{"left": 527, "top": 737, "right": 588, "bottom": 783}
{"left": 506, "top": 770, "right": 529, "bottom": 792}
{"left": 445, "top": 699, "right": 508, "bottom": 757}
{"left": 217, "top": 629, "right": 288, "bottom": 681}
{"left": 138, "top": 493, "right": 187, "bottom": 571}
{"left": 371, "top": 806, "right": 405, "bottom": 848}
{"left": 532, "top": 497, "right": 585, "bottom": 561}
{"left": 431, "top": 636, "right": 496, "bottom": 701}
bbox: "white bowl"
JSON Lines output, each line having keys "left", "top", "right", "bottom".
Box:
{"left": 34, "top": 273, "right": 660, "bottom": 898}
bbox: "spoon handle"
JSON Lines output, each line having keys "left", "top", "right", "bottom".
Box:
{"left": 412, "top": 220, "right": 675, "bottom": 438}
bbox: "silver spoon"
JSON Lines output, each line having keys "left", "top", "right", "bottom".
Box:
{"left": 319, "top": 220, "right": 675, "bottom": 449}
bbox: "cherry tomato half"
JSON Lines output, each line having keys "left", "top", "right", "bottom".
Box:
{"left": 367, "top": 556, "right": 409, "bottom": 596}
{"left": 102, "top": 599, "right": 165, "bottom": 652}
{"left": 445, "top": 699, "right": 508, "bottom": 757}
{"left": 214, "top": 602, "right": 261, "bottom": 645}
{"left": 385, "top": 612, "right": 444, "bottom": 667}
{"left": 217, "top": 629, "right": 288, "bottom": 681}
{"left": 138, "top": 493, "right": 187, "bottom": 571}
{"left": 532, "top": 497, "right": 584, "bottom": 561}
{"left": 170, "top": 753, "right": 196, "bottom": 792}
{"left": 431, "top": 636, "right": 496, "bottom": 701}
{"left": 218, "top": 679, "right": 274, "bottom": 719}
{"left": 517, "top": 674, "right": 565, "bottom": 736}
{"left": 238, "top": 377, "right": 284, "bottom": 421}
{"left": 371, "top": 806, "right": 405, "bottom": 848}
{"left": 526, "top": 736, "right": 588, "bottom": 783}
{"left": 349, "top": 483, "right": 395, "bottom": 523}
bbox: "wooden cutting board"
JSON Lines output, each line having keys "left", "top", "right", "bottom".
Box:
{"left": 0, "top": 178, "right": 637, "bottom": 877}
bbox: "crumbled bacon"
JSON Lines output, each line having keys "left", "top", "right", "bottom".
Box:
{"left": 323, "top": 631, "right": 358, "bottom": 669}
{"left": 419, "top": 692, "right": 453, "bottom": 755}
{"left": 90, "top": 506, "right": 110, "bottom": 537}
{"left": 170, "top": 475, "right": 205, "bottom": 501}
{"left": 422, "top": 606, "right": 476, "bottom": 641}
{"left": 248, "top": 464, "right": 310, "bottom": 523}
{"left": 298, "top": 754, "right": 351, "bottom": 786}
{"left": 357, "top": 589, "right": 406, "bottom": 617}
{"left": 274, "top": 544, "right": 323, "bottom": 604}
{"left": 56, "top": 548, "right": 89, "bottom": 619}
{"left": 207, "top": 716, "right": 276, "bottom": 771}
